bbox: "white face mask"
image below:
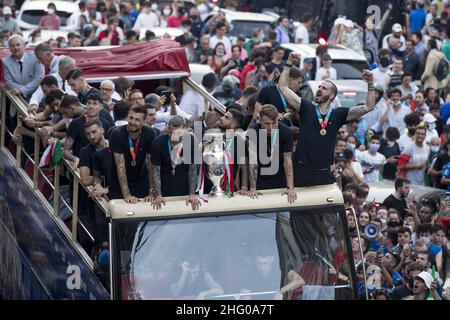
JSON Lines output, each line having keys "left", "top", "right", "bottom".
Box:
{"left": 420, "top": 236, "right": 431, "bottom": 246}
{"left": 163, "top": 9, "right": 171, "bottom": 16}
{"left": 151, "top": 3, "right": 158, "bottom": 11}
{"left": 428, "top": 123, "right": 436, "bottom": 131}
{"left": 48, "top": 8, "right": 55, "bottom": 15}
{"left": 431, "top": 146, "right": 440, "bottom": 153}
{"left": 347, "top": 142, "right": 355, "bottom": 150}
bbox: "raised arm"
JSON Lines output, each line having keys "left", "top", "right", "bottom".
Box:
{"left": 346, "top": 70, "right": 376, "bottom": 121}
{"left": 278, "top": 52, "right": 302, "bottom": 112}
{"left": 113, "top": 153, "right": 135, "bottom": 204}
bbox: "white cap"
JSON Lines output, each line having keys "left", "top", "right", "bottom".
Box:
{"left": 334, "top": 17, "right": 346, "bottom": 27}
{"left": 415, "top": 271, "right": 433, "bottom": 289}
{"left": 423, "top": 113, "right": 437, "bottom": 123}
{"left": 344, "top": 19, "right": 354, "bottom": 29}
{"left": 392, "top": 23, "right": 403, "bottom": 33}
{"left": 3, "top": 6, "right": 12, "bottom": 15}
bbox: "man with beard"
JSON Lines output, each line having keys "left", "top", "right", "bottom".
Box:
{"left": 279, "top": 52, "right": 376, "bottom": 187}
{"left": 109, "top": 105, "right": 156, "bottom": 203}
{"left": 78, "top": 120, "right": 109, "bottom": 246}
{"left": 151, "top": 115, "right": 200, "bottom": 210}
{"left": 382, "top": 178, "right": 410, "bottom": 219}
{"left": 403, "top": 271, "right": 441, "bottom": 300}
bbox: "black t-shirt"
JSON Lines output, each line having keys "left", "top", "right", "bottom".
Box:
{"left": 67, "top": 109, "right": 114, "bottom": 158}
{"left": 266, "top": 61, "right": 284, "bottom": 75}
{"left": 432, "top": 152, "right": 450, "bottom": 189}
{"left": 78, "top": 87, "right": 101, "bottom": 105}
{"left": 92, "top": 147, "right": 113, "bottom": 188}
{"left": 257, "top": 85, "right": 290, "bottom": 114}
{"left": 250, "top": 122, "right": 293, "bottom": 189}
{"left": 151, "top": 133, "right": 196, "bottom": 197}
{"left": 109, "top": 125, "right": 156, "bottom": 199}
{"left": 382, "top": 194, "right": 408, "bottom": 219}
{"left": 295, "top": 99, "right": 349, "bottom": 169}
{"left": 379, "top": 139, "right": 400, "bottom": 180}
{"left": 78, "top": 143, "right": 98, "bottom": 173}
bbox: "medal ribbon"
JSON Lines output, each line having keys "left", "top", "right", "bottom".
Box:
{"left": 268, "top": 129, "right": 278, "bottom": 160}
{"left": 315, "top": 106, "right": 332, "bottom": 131}
{"left": 168, "top": 138, "right": 183, "bottom": 173}
{"left": 128, "top": 136, "right": 140, "bottom": 164}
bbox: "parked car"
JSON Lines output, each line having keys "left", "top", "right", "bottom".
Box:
{"left": 17, "top": 0, "right": 79, "bottom": 31}
{"left": 301, "top": 80, "right": 367, "bottom": 109}
{"left": 206, "top": 8, "right": 278, "bottom": 41}
{"left": 281, "top": 43, "right": 369, "bottom": 80}
{"left": 188, "top": 63, "right": 214, "bottom": 85}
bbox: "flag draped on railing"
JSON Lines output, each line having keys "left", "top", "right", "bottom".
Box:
{"left": 39, "top": 140, "right": 62, "bottom": 169}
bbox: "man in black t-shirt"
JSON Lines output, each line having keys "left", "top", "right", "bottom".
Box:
{"left": 151, "top": 115, "right": 201, "bottom": 210}
{"left": 66, "top": 68, "right": 101, "bottom": 105}
{"left": 382, "top": 178, "right": 410, "bottom": 219}
{"left": 63, "top": 93, "right": 114, "bottom": 165}
{"left": 247, "top": 105, "right": 296, "bottom": 203}
{"left": 430, "top": 140, "right": 450, "bottom": 189}
{"left": 279, "top": 52, "right": 376, "bottom": 187}
{"left": 256, "top": 66, "right": 303, "bottom": 114}
{"left": 110, "top": 105, "right": 156, "bottom": 203}
{"left": 78, "top": 119, "right": 109, "bottom": 246}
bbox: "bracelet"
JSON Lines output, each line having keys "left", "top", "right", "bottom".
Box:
{"left": 368, "top": 83, "right": 375, "bottom": 91}
{"left": 285, "top": 63, "right": 293, "bottom": 68}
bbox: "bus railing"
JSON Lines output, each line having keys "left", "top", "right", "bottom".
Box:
{"left": 0, "top": 88, "right": 109, "bottom": 269}
{"left": 183, "top": 78, "right": 226, "bottom": 115}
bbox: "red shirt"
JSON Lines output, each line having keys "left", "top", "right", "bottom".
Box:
{"left": 98, "top": 30, "right": 120, "bottom": 45}
{"left": 167, "top": 15, "right": 187, "bottom": 28}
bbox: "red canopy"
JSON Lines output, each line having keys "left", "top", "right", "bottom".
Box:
{"left": 0, "top": 40, "right": 190, "bottom": 86}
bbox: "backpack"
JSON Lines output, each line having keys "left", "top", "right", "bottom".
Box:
{"left": 435, "top": 55, "right": 449, "bottom": 81}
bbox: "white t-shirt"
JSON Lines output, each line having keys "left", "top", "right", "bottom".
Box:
{"left": 371, "top": 68, "right": 390, "bottom": 90}
{"left": 315, "top": 67, "right": 337, "bottom": 81}
{"left": 351, "top": 161, "right": 364, "bottom": 180}
{"left": 380, "top": 104, "right": 411, "bottom": 134}
{"left": 356, "top": 151, "right": 387, "bottom": 183}
{"left": 209, "top": 35, "right": 232, "bottom": 52}
{"left": 179, "top": 88, "right": 205, "bottom": 117}
{"left": 133, "top": 12, "right": 160, "bottom": 30}
{"left": 403, "top": 143, "right": 430, "bottom": 185}
{"left": 398, "top": 133, "right": 414, "bottom": 153}
{"left": 295, "top": 24, "right": 309, "bottom": 44}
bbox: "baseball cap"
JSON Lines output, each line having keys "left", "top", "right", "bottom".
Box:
{"left": 3, "top": 6, "right": 12, "bottom": 15}
{"left": 415, "top": 271, "right": 433, "bottom": 289}
{"left": 392, "top": 23, "right": 403, "bottom": 33}
{"left": 304, "top": 57, "right": 314, "bottom": 64}
{"left": 344, "top": 19, "right": 354, "bottom": 29}
{"left": 423, "top": 113, "right": 437, "bottom": 123}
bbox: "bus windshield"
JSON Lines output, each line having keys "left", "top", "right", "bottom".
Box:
{"left": 114, "top": 205, "right": 355, "bottom": 300}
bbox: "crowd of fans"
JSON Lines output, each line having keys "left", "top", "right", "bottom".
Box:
{"left": 2, "top": 0, "right": 450, "bottom": 299}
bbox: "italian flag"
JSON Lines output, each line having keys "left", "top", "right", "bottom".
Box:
{"left": 221, "top": 149, "right": 234, "bottom": 197}
{"left": 39, "top": 140, "right": 63, "bottom": 169}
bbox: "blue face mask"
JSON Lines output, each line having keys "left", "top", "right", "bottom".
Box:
{"left": 420, "top": 236, "right": 431, "bottom": 246}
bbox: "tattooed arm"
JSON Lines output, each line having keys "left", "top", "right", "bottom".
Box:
{"left": 278, "top": 52, "right": 302, "bottom": 112}
{"left": 151, "top": 163, "right": 166, "bottom": 209}
{"left": 346, "top": 70, "right": 376, "bottom": 121}
{"left": 187, "top": 164, "right": 201, "bottom": 210}
{"left": 282, "top": 152, "right": 297, "bottom": 204}
{"left": 239, "top": 162, "right": 249, "bottom": 194}
{"left": 62, "top": 136, "right": 79, "bottom": 168}
{"left": 114, "top": 153, "right": 136, "bottom": 204}
{"left": 145, "top": 153, "right": 154, "bottom": 202}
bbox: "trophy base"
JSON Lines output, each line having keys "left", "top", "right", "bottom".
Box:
{"left": 209, "top": 187, "right": 225, "bottom": 197}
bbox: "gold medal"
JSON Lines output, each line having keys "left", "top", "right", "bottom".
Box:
{"left": 320, "top": 128, "right": 327, "bottom": 136}
{"left": 131, "top": 159, "right": 136, "bottom": 167}
{"left": 171, "top": 169, "right": 176, "bottom": 175}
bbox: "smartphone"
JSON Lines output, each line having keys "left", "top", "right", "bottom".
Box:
{"left": 161, "top": 90, "right": 172, "bottom": 102}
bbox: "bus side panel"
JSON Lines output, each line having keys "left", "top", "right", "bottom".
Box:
{"left": 0, "top": 150, "right": 109, "bottom": 300}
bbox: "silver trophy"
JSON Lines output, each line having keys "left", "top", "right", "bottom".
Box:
{"left": 203, "top": 132, "right": 226, "bottom": 197}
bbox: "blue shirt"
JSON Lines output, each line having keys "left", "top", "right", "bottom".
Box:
{"left": 428, "top": 243, "right": 442, "bottom": 258}
{"left": 409, "top": 9, "right": 426, "bottom": 33}
{"left": 441, "top": 102, "right": 450, "bottom": 123}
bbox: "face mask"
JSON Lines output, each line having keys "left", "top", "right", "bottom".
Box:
{"left": 428, "top": 123, "right": 436, "bottom": 131}
{"left": 347, "top": 142, "right": 355, "bottom": 151}
{"left": 408, "top": 128, "right": 416, "bottom": 136}
{"left": 151, "top": 3, "right": 158, "bottom": 11}
{"left": 391, "top": 99, "right": 400, "bottom": 105}
{"left": 163, "top": 9, "right": 171, "bottom": 16}
{"left": 181, "top": 27, "right": 189, "bottom": 33}
{"left": 380, "top": 218, "right": 387, "bottom": 226}
{"left": 60, "top": 41, "right": 68, "bottom": 48}
{"left": 420, "top": 236, "right": 431, "bottom": 245}
{"left": 387, "top": 141, "right": 395, "bottom": 148}
{"left": 370, "top": 143, "right": 380, "bottom": 153}
{"left": 431, "top": 146, "right": 440, "bottom": 153}
{"left": 216, "top": 50, "right": 225, "bottom": 57}
{"left": 48, "top": 8, "right": 55, "bottom": 15}
{"left": 387, "top": 221, "right": 400, "bottom": 228}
